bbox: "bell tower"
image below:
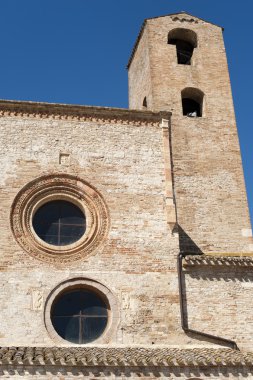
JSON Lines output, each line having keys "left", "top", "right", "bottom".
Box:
{"left": 1, "top": 11, "right": 253, "bottom": 378}
{"left": 128, "top": 12, "right": 252, "bottom": 254}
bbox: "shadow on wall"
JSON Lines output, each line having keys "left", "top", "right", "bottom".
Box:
{"left": 186, "top": 266, "right": 253, "bottom": 282}
{"left": 180, "top": 262, "right": 253, "bottom": 347}
{"left": 179, "top": 261, "right": 238, "bottom": 348}
{"left": 177, "top": 225, "right": 253, "bottom": 347}
{"left": 177, "top": 225, "right": 203, "bottom": 255}
{"left": 0, "top": 367, "right": 251, "bottom": 379}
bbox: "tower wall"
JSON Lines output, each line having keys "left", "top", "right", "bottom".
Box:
{"left": 128, "top": 26, "right": 153, "bottom": 110}
{"left": 128, "top": 14, "right": 252, "bottom": 254}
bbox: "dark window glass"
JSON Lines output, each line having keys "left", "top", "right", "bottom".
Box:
{"left": 32, "top": 200, "right": 86, "bottom": 246}
{"left": 82, "top": 317, "right": 108, "bottom": 343}
{"left": 52, "top": 316, "right": 79, "bottom": 344}
{"left": 51, "top": 289, "right": 108, "bottom": 344}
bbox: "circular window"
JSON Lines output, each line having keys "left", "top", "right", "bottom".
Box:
{"left": 10, "top": 174, "right": 110, "bottom": 263}
{"left": 44, "top": 278, "right": 119, "bottom": 345}
{"left": 51, "top": 288, "right": 108, "bottom": 344}
{"left": 33, "top": 200, "right": 86, "bottom": 246}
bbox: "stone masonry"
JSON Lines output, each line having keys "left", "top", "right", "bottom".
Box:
{"left": 0, "top": 12, "right": 252, "bottom": 379}
{"left": 128, "top": 12, "right": 252, "bottom": 254}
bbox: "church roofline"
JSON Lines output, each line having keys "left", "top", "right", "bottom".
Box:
{"left": 127, "top": 12, "right": 224, "bottom": 69}
{"left": 0, "top": 99, "right": 171, "bottom": 126}
{"left": 0, "top": 346, "right": 252, "bottom": 367}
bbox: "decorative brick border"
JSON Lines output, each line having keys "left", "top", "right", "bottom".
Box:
{"left": 184, "top": 254, "right": 253, "bottom": 267}
{"left": 0, "top": 99, "right": 170, "bottom": 127}
{"left": 10, "top": 174, "right": 110, "bottom": 264}
{"left": 44, "top": 277, "right": 119, "bottom": 345}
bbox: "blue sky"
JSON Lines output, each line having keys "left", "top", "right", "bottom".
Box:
{"left": 1, "top": 0, "right": 252, "bottom": 226}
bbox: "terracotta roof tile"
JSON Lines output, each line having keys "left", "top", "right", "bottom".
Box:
{"left": 0, "top": 347, "right": 253, "bottom": 367}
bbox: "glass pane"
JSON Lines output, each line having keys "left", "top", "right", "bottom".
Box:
{"left": 52, "top": 290, "right": 82, "bottom": 316}
{"left": 41, "top": 234, "right": 59, "bottom": 245}
{"left": 81, "top": 317, "right": 107, "bottom": 343}
{"left": 34, "top": 202, "right": 60, "bottom": 224}
{"left": 60, "top": 201, "right": 85, "bottom": 224}
{"left": 32, "top": 200, "right": 86, "bottom": 246}
{"left": 59, "top": 235, "right": 80, "bottom": 246}
{"left": 51, "top": 289, "right": 108, "bottom": 344}
{"left": 36, "top": 222, "right": 58, "bottom": 237}
{"left": 52, "top": 316, "right": 80, "bottom": 344}
{"left": 60, "top": 224, "right": 85, "bottom": 238}
{"left": 61, "top": 215, "right": 85, "bottom": 224}
{"left": 80, "top": 291, "right": 108, "bottom": 316}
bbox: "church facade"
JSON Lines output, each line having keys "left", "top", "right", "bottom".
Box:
{"left": 0, "top": 12, "right": 253, "bottom": 379}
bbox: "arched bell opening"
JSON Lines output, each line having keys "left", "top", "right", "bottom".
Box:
{"left": 181, "top": 87, "right": 204, "bottom": 117}
{"left": 168, "top": 28, "right": 197, "bottom": 65}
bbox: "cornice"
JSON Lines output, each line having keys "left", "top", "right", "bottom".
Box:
{"left": 184, "top": 255, "right": 253, "bottom": 267}
{"left": 0, "top": 347, "right": 252, "bottom": 367}
{"left": 0, "top": 100, "right": 170, "bottom": 127}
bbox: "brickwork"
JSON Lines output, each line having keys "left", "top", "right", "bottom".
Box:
{"left": 128, "top": 26, "right": 153, "bottom": 111}
{"left": 0, "top": 12, "right": 252, "bottom": 379}
{"left": 184, "top": 265, "right": 253, "bottom": 351}
{"left": 128, "top": 13, "right": 252, "bottom": 254}
{"left": 0, "top": 107, "right": 181, "bottom": 347}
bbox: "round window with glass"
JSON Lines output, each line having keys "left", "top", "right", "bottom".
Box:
{"left": 51, "top": 288, "right": 108, "bottom": 344}
{"left": 32, "top": 200, "right": 86, "bottom": 246}
{"left": 11, "top": 174, "right": 109, "bottom": 263}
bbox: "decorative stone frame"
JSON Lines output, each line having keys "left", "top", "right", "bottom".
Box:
{"left": 44, "top": 277, "right": 119, "bottom": 345}
{"left": 10, "top": 174, "right": 110, "bottom": 263}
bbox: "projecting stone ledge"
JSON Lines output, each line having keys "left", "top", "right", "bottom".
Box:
{"left": 184, "top": 255, "right": 253, "bottom": 267}
{"left": 0, "top": 347, "right": 253, "bottom": 367}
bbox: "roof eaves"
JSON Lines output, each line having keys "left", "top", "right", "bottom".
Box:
{"left": 184, "top": 254, "right": 253, "bottom": 267}
{"left": 0, "top": 346, "right": 252, "bottom": 367}
{"left": 0, "top": 99, "right": 171, "bottom": 126}
{"left": 127, "top": 19, "right": 147, "bottom": 69}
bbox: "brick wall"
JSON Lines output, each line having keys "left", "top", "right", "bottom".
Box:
{"left": 0, "top": 110, "right": 180, "bottom": 346}
{"left": 128, "top": 13, "right": 252, "bottom": 254}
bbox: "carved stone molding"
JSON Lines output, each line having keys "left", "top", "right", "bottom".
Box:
{"left": 10, "top": 174, "right": 110, "bottom": 264}
{"left": 0, "top": 100, "right": 170, "bottom": 127}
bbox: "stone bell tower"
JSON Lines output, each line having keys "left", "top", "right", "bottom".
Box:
{"left": 128, "top": 12, "right": 252, "bottom": 255}
{"left": 1, "top": 11, "right": 253, "bottom": 379}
